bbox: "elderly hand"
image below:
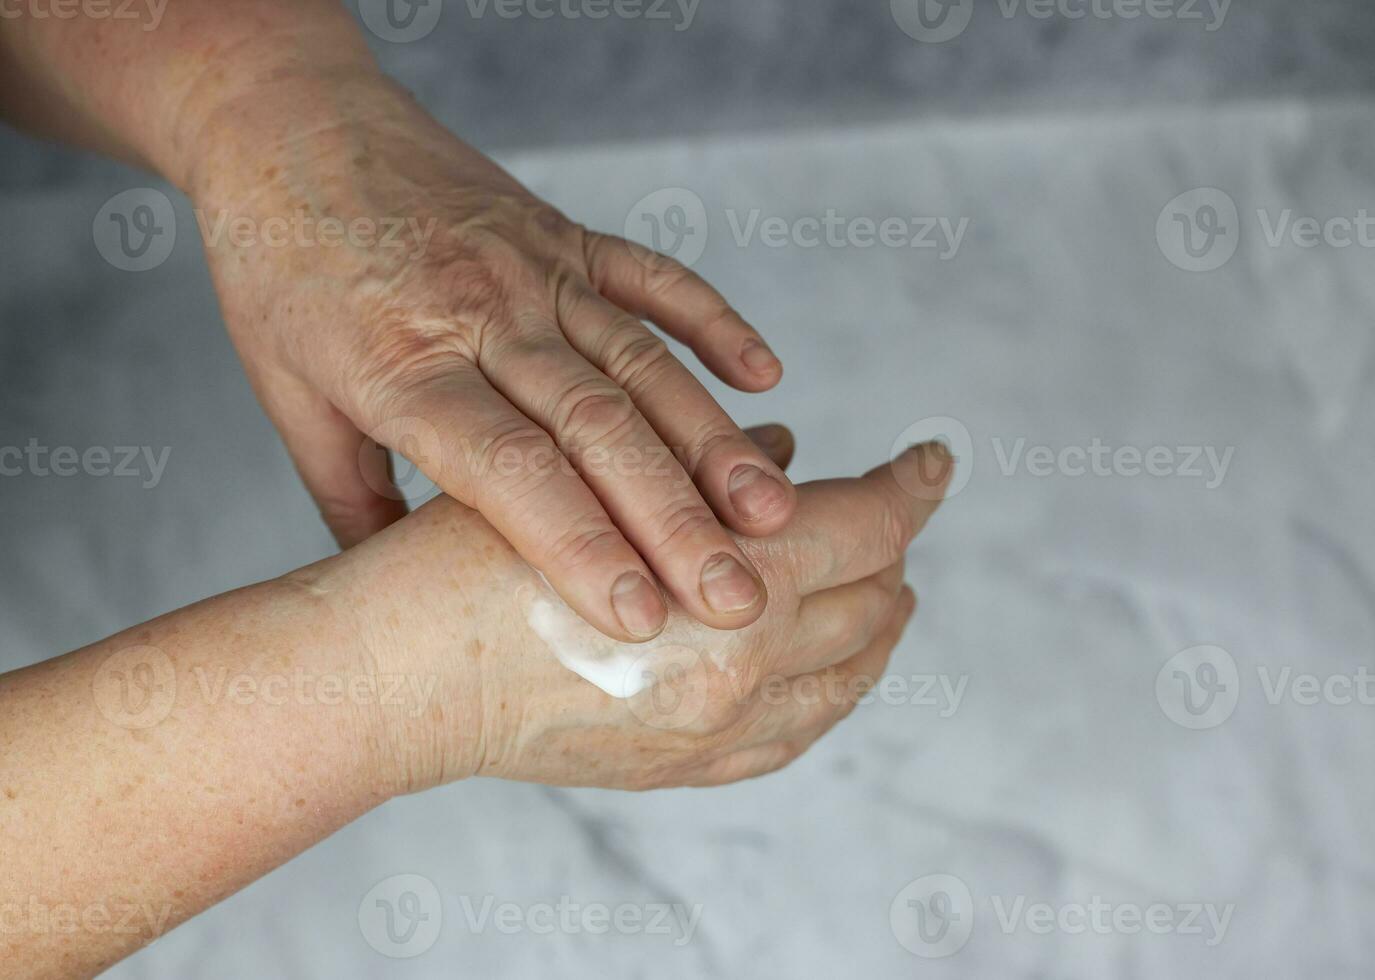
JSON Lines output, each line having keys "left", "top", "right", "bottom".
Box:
{"left": 316, "top": 437, "right": 950, "bottom": 792}
{"left": 189, "top": 70, "right": 795, "bottom": 643}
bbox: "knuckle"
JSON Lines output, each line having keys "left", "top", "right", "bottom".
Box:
{"left": 640, "top": 251, "right": 694, "bottom": 296}
{"left": 352, "top": 322, "right": 470, "bottom": 410}
{"left": 679, "top": 421, "right": 740, "bottom": 480}
{"left": 874, "top": 495, "right": 916, "bottom": 562}
{"left": 313, "top": 486, "right": 390, "bottom": 531}
{"left": 646, "top": 498, "right": 719, "bottom": 551}
{"left": 550, "top": 379, "right": 639, "bottom": 448}
{"left": 465, "top": 420, "right": 559, "bottom": 505}
{"left": 545, "top": 522, "right": 627, "bottom": 572}
{"left": 601, "top": 328, "right": 672, "bottom": 393}
{"left": 699, "top": 304, "right": 739, "bottom": 340}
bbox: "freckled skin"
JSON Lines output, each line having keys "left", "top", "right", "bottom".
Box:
{"left": 0, "top": 4, "right": 952, "bottom": 969}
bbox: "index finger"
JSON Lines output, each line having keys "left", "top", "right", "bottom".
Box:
{"left": 767, "top": 442, "right": 953, "bottom": 595}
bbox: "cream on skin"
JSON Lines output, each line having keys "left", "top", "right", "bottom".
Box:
{"left": 525, "top": 580, "right": 738, "bottom": 698}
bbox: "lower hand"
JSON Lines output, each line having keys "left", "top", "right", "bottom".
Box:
{"left": 316, "top": 436, "right": 951, "bottom": 793}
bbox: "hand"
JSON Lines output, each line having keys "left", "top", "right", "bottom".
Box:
{"left": 189, "top": 71, "right": 795, "bottom": 642}
{"left": 312, "top": 436, "right": 951, "bottom": 793}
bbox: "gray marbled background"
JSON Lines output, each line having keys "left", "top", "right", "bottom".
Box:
{"left": 6, "top": 0, "right": 1375, "bottom": 185}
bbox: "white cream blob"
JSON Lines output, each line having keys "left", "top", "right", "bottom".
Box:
{"left": 528, "top": 596, "right": 658, "bottom": 698}
{"left": 524, "top": 580, "right": 736, "bottom": 699}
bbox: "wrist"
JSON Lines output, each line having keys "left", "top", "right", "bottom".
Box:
{"left": 286, "top": 541, "right": 487, "bottom": 798}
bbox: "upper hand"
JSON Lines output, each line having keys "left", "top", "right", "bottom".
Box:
{"left": 191, "top": 73, "right": 795, "bottom": 642}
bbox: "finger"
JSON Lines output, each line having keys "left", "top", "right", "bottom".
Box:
{"left": 770, "top": 442, "right": 953, "bottom": 595}
{"left": 259, "top": 373, "right": 409, "bottom": 549}
{"left": 557, "top": 286, "right": 795, "bottom": 534}
{"left": 583, "top": 230, "right": 782, "bottom": 392}
{"left": 733, "top": 586, "right": 916, "bottom": 752}
{"left": 744, "top": 424, "right": 795, "bottom": 471}
{"left": 481, "top": 324, "right": 767, "bottom": 629}
{"left": 775, "top": 561, "right": 906, "bottom": 677}
{"left": 379, "top": 362, "right": 669, "bottom": 643}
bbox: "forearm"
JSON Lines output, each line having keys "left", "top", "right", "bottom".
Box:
{"left": 0, "top": 0, "right": 381, "bottom": 187}
{"left": 0, "top": 565, "right": 395, "bottom": 979}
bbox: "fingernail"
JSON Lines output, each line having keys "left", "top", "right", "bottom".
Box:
{"left": 611, "top": 572, "right": 667, "bottom": 639}
{"left": 700, "top": 553, "right": 760, "bottom": 614}
{"left": 740, "top": 339, "right": 779, "bottom": 374}
{"left": 727, "top": 464, "right": 788, "bottom": 523}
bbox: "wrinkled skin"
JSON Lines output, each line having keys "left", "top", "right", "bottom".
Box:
{"left": 309, "top": 440, "right": 950, "bottom": 793}
{"left": 191, "top": 71, "right": 797, "bottom": 644}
